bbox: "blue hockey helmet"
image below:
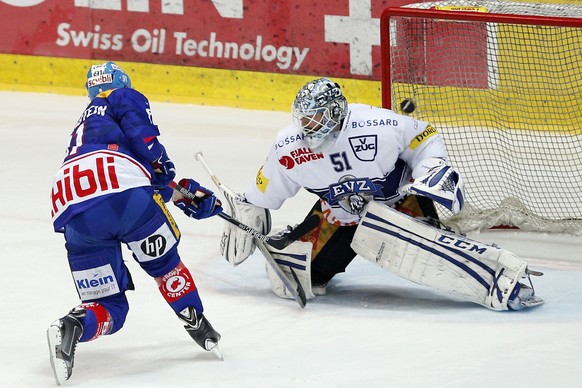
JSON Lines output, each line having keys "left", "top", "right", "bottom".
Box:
{"left": 85, "top": 61, "right": 132, "bottom": 100}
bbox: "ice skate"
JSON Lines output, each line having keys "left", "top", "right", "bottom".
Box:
{"left": 312, "top": 281, "right": 328, "bottom": 296}
{"left": 178, "top": 307, "right": 223, "bottom": 360}
{"left": 508, "top": 283, "right": 544, "bottom": 310}
{"left": 47, "top": 309, "right": 84, "bottom": 385}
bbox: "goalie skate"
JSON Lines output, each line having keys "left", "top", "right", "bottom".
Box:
{"left": 507, "top": 272, "right": 544, "bottom": 310}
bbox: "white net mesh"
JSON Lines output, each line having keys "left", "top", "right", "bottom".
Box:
{"left": 384, "top": 1, "right": 582, "bottom": 235}
{"left": 406, "top": 0, "right": 582, "bottom": 17}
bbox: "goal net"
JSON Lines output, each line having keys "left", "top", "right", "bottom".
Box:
{"left": 382, "top": 0, "right": 582, "bottom": 235}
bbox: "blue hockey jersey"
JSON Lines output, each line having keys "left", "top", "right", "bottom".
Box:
{"left": 51, "top": 88, "right": 164, "bottom": 232}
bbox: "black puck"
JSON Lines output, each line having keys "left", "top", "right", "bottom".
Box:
{"left": 400, "top": 99, "right": 416, "bottom": 114}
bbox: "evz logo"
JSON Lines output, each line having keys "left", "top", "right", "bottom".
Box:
{"left": 324, "top": 176, "right": 382, "bottom": 205}
{"left": 141, "top": 235, "right": 167, "bottom": 257}
{"left": 315, "top": 86, "right": 342, "bottom": 106}
{"left": 349, "top": 135, "right": 377, "bottom": 161}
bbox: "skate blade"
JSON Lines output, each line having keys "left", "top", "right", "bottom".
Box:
{"left": 205, "top": 340, "right": 224, "bottom": 361}
{"left": 47, "top": 324, "right": 68, "bottom": 386}
{"left": 526, "top": 268, "right": 544, "bottom": 277}
{"left": 520, "top": 295, "right": 544, "bottom": 309}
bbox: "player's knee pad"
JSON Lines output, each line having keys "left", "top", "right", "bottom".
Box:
{"left": 77, "top": 293, "right": 129, "bottom": 342}
{"left": 155, "top": 261, "right": 203, "bottom": 315}
{"left": 125, "top": 211, "right": 181, "bottom": 278}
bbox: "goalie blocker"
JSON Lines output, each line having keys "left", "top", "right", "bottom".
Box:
{"left": 351, "top": 202, "right": 543, "bottom": 311}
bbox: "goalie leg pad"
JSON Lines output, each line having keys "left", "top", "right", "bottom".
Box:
{"left": 351, "top": 202, "right": 541, "bottom": 311}
{"left": 265, "top": 240, "right": 315, "bottom": 300}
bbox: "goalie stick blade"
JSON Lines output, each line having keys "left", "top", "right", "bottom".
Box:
{"left": 255, "top": 240, "right": 307, "bottom": 308}
{"left": 266, "top": 214, "right": 320, "bottom": 250}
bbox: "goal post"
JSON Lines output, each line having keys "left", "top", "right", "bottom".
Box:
{"left": 381, "top": 1, "right": 582, "bottom": 235}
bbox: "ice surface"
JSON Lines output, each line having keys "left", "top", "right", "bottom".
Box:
{"left": 1, "top": 92, "right": 580, "bottom": 387}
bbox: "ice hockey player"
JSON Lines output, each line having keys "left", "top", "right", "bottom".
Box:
{"left": 211, "top": 77, "right": 543, "bottom": 312}
{"left": 47, "top": 62, "right": 223, "bottom": 385}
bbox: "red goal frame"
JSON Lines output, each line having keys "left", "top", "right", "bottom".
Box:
{"left": 380, "top": 7, "right": 582, "bottom": 110}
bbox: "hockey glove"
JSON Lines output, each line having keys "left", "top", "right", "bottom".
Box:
{"left": 405, "top": 164, "right": 464, "bottom": 214}
{"left": 151, "top": 151, "right": 176, "bottom": 189}
{"left": 173, "top": 178, "right": 223, "bottom": 219}
{"left": 220, "top": 194, "right": 271, "bottom": 266}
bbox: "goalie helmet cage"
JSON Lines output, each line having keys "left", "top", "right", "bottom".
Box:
{"left": 381, "top": 0, "right": 582, "bottom": 235}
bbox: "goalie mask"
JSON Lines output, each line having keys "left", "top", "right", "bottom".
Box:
{"left": 292, "top": 78, "right": 348, "bottom": 149}
{"left": 86, "top": 61, "right": 132, "bottom": 100}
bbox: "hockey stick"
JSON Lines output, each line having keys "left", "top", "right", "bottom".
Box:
{"left": 195, "top": 151, "right": 239, "bottom": 198}
{"left": 169, "top": 180, "right": 318, "bottom": 250}
{"left": 254, "top": 239, "right": 307, "bottom": 308}
{"left": 170, "top": 179, "right": 309, "bottom": 308}
{"left": 193, "top": 152, "right": 319, "bottom": 308}
{"left": 192, "top": 152, "right": 319, "bottom": 249}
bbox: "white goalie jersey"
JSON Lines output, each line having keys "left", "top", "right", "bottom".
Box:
{"left": 244, "top": 103, "right": 449, "bottom": 225}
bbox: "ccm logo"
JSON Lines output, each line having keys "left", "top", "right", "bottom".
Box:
{"left": 437, "top": 235, "right": 487, "bottom": 254}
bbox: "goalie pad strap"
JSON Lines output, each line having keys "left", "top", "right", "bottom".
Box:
{"left": 351, "top": 202, "right": 527, "bottom": 311}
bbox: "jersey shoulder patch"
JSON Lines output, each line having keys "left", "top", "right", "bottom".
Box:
{"left": 408, "top": 124, "right": 438, "bottom": 150}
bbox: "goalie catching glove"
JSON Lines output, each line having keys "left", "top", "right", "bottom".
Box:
{"left": 405, "top": 158, "right": 464, "bottom": 213}
{"left": 220, "top": 194, "right": 271, "bottom": 266}
{"left": 172, "top": 178, "right": 223, "bottom": 220}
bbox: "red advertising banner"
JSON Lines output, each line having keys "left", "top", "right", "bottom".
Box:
{"left": 0, "top": 0, "right": 413, "bottom": 81}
